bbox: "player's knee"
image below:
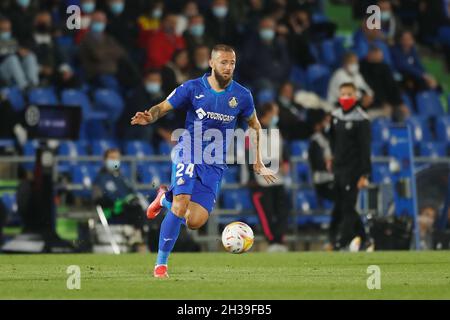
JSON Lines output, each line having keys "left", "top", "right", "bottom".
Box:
{"left": 186, "top": 217, "right": 206, "bottom": 230}
{"left": 172, "top": 199, "right": 189, "bottom": 218}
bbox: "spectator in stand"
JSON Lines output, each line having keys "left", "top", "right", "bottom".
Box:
{"left": 118, "top": 69, "right": 165, "bottom": 141}
{"left": 92, "top": 148, "right": 146, "bottom": 234}
{"left": 276, "top": 81, "right": 313, "bottom": 141}
{"left": 161, "top": 49, "right": 191, "bottom": 94}
{"left": 79, "top": 10, "right": 139, "bottom": 90}
{"left": 5, "top": 0, "right": 37, "bottom": 48}
{"left": 205, "top": 0, "right": 240, "bottom": 47}
{"left": 176, "top": 1, "right": 201, "bottom": 38}
{"left": 137, "top": 0, "right": 164, "bottom": 49}
{"left": 30, "top": 11, "right": 64, "bottom": 86}
{"left": 308, "top": 108, "right": 334, "bottom": 220}
{"left": 0, "top": 16, "right": 39, "bottom": 90}
{"left": 360, "top": 45, "right": 410, "bottom": 121}
{"left": 353, "top": 17, "right": 392, "bottom": 63}
{"left": 54, "top": 63, "right": 81, "bottom": 93}
{"left": 327, "top": 52, "right": 374, "bottom": 108}
{"left": 183, "top": 15, "right": 214, "bottom": 57}
{"left": 281, "top": 7, "right": 316, "bottom": 68}
{"left": 377, "top": 0, "right": 403, "bottom": 45}
{"left": 240, "top": 16, "right": 291, "bottom": 91}
{"left": 144, "top": 13, "right": 186, "bottom": 69}
{"left": 105, "top": 0, "right": 138, "bottom": 53}
{"left": 189, "top": 45, "right": 211, "bottom": 79}
{"left": 391, "top": 30, "right": 439, "bottom": 92}
{"left": 74, "top": 0, "right": 97, "bottom": 43}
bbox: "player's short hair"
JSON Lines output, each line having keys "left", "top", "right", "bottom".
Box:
{"left": 339, "top": 82, "right": 357, "bottom": 91}
{"left": 103, "top": 148, "right": 120, "bottom": 159}
{"left": 211, "top": 44, "right": 235, "bottom": 59}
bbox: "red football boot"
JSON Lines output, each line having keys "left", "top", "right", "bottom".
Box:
{"left": 146, "top": 185, "right": 168, "bottom": 219}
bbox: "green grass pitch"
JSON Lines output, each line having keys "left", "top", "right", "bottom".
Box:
{"left": 0, "top": 251, "right": 449, "bottom": 299}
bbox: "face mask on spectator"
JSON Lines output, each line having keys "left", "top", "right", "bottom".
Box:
{"left": 0, "top": 31, "right": 11, "bottom": 41}
{"left": 17, "top": 0, "right": 30, "bottom": 8}
{"left": 278, "top": 96, "right": 290, "bottom": 106}
{"left": 380, "top": 11, "right": 391, "bottom": 21}
{"left": 212, "top": 6, "right": 228, "bottom": 18}
{"left": 338, "top": 96, "right": 357, "bottom": 111}
{"left": 189, "top": 24, "right": 205, "bottom": 37}
{"left": 82, "top": 2, "right": 96, "bottom": 14}
{"left": 260, "top": 28, "right": 275, "bottom": 42}
{"left": 110, "top": 2, "right": 125, "bottom": 15}
{"left": 347, "top": 63, "right": 359, "bottom": 74}
{"left": 270, "top": 115, "right": 279, "bottom": 128}
{"left": 91, "top": 21, "right": 105, "bottom": 33}
{"left": 106, "top": 159, "right": 120, "bottom": 171}
{"left": 152, "top": 8, "right": 163, "bottom": 19}
{"left": 145, "top": 82, "right": 161, "bottom": 95}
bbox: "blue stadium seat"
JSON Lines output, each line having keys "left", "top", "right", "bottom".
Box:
{"left": 295, "top": 190, "right": 316, "bottom": 213}
{"left": 61, "top": 89, "right": 109, "bottom": 121}
{"left": 120, "top": 162, "right": 132, "bottom": 180}
{"left": 320, "top": 39, "right": 338, "bottom": 68}
{"left": 0, "top": 139, "right": 15, "bottom": 149}
{"left": 257, "top": 88, "right": 276, "bottom": 105}
{"left": 158, "top": 141, "right": 172, "bottom": 155}
{"left": 1, "top": 193, "right": 20, "bottom": 225}
{"left": 222, "top": 165, "right": 239, "bottom": 184}
{"left": 295, "top": 163, "right": 312, "bottom": 184}
{"left": 1, "top": 86, "right": 25, "bottom": 111}
{"left": 306, "top": 64, "right": 330, "bottom": 98}
{"left": 124, "top": 141, "right": 154, "bottom": 159}
{"left": 71, "top": 164, "right": 97, "bottom": 197}
{"left": 290, "top": 140, "right": 309, "bottom": 158}
{"left": 138, "top": 163, "right": 171, "bottom": 185}
{"left": 405, "top": 116, "right": 432, "bottom": 143}
{"left": 23, "top": 140, "right": 39, "bottom": 171}
{"left": 402, "top": 93, "right": 415, "bottom": 114}
{"left": 57, "top": 140, "right": 88, "bottom": 172}
{"left": 289, "top": 65, "right": 306, "bottom": 88}
{"left": 28, "top": 87, "right": 58, "bottom": 105}
{"left": 415, "top": 91, "right": 445, "bottom": 117}
{"left": 371, "top": 163, "right": 391, "bottom": 184}
{"left": 222, "top": 189, "right": 254, "bottom": 211}
{"left": 90, "top": 140, "right": 119, "bottom": 156}
{"left": 93, "top": 89, "right": 124, "bottom": 122}
{"left": 371, "top": 117, "right": 391, "bottom": 143}
{"left": 371, "top": 142, "right": 385, "bottom": 156}
{"left": 435, "top": 116, "right": 450, "bottom": 142}
{"left": 419, "top": 142, "right": 447, "bottom": 157}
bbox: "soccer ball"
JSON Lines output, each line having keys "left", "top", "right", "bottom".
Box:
{"left": 221, "top": 222, "right": 254, "bottom": 254}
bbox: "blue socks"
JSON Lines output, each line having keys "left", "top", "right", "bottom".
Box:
{"left": 156, "top": 194, "right": 186, "bottom": 266}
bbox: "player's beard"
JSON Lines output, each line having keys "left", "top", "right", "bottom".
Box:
{"left": 213, "top": 70, "right": 232, "bottom": 88}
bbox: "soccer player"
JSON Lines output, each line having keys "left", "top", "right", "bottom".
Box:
{"left": 131, "top": 44, "right": 277, "bottom": 278}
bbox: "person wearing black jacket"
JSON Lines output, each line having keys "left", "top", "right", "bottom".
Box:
{"left": 329, "top": 82, "right": 372, "bottom": 252}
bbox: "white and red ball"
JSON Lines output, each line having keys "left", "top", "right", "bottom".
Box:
{"left": 221, "top": 222, "right": 254, "bottom": 254}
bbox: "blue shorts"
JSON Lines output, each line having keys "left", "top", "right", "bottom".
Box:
{"left": 165, "top": 163, "right": 224, "bottom": 214}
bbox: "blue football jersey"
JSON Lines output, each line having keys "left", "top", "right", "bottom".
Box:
{"left": 167, "top": 73, "right": 255, "bottom": 168}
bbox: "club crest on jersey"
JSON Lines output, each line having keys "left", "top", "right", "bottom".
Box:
{"left": 177, "top": 177, "right": 185, "bottom": 185}
{"left": 228, "top": 97, "right": 238, "bottom": 108}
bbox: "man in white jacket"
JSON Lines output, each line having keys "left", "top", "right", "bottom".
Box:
{"left": 327, "top": 52, "right": 374, "bottom": 109}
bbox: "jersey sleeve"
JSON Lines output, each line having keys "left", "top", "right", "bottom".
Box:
{"left": 166, "top": 83, "right": 191, "bottom": 110}
{"left": 240, "top": 91, "right": 256, "bottom": 120}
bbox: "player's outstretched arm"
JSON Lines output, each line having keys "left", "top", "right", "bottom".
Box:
{"left": 130, "top": 100, "right": 174, "bottom": 126}
{"left": 246, "top": 112, "right": 278, "bottom": 184}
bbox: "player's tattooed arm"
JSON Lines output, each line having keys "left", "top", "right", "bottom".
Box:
{"left": 246, "top": 112, "right": 278, "bottom": 184}
{"left": 130, "top": 100, "right": 174, "bottom": 125}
